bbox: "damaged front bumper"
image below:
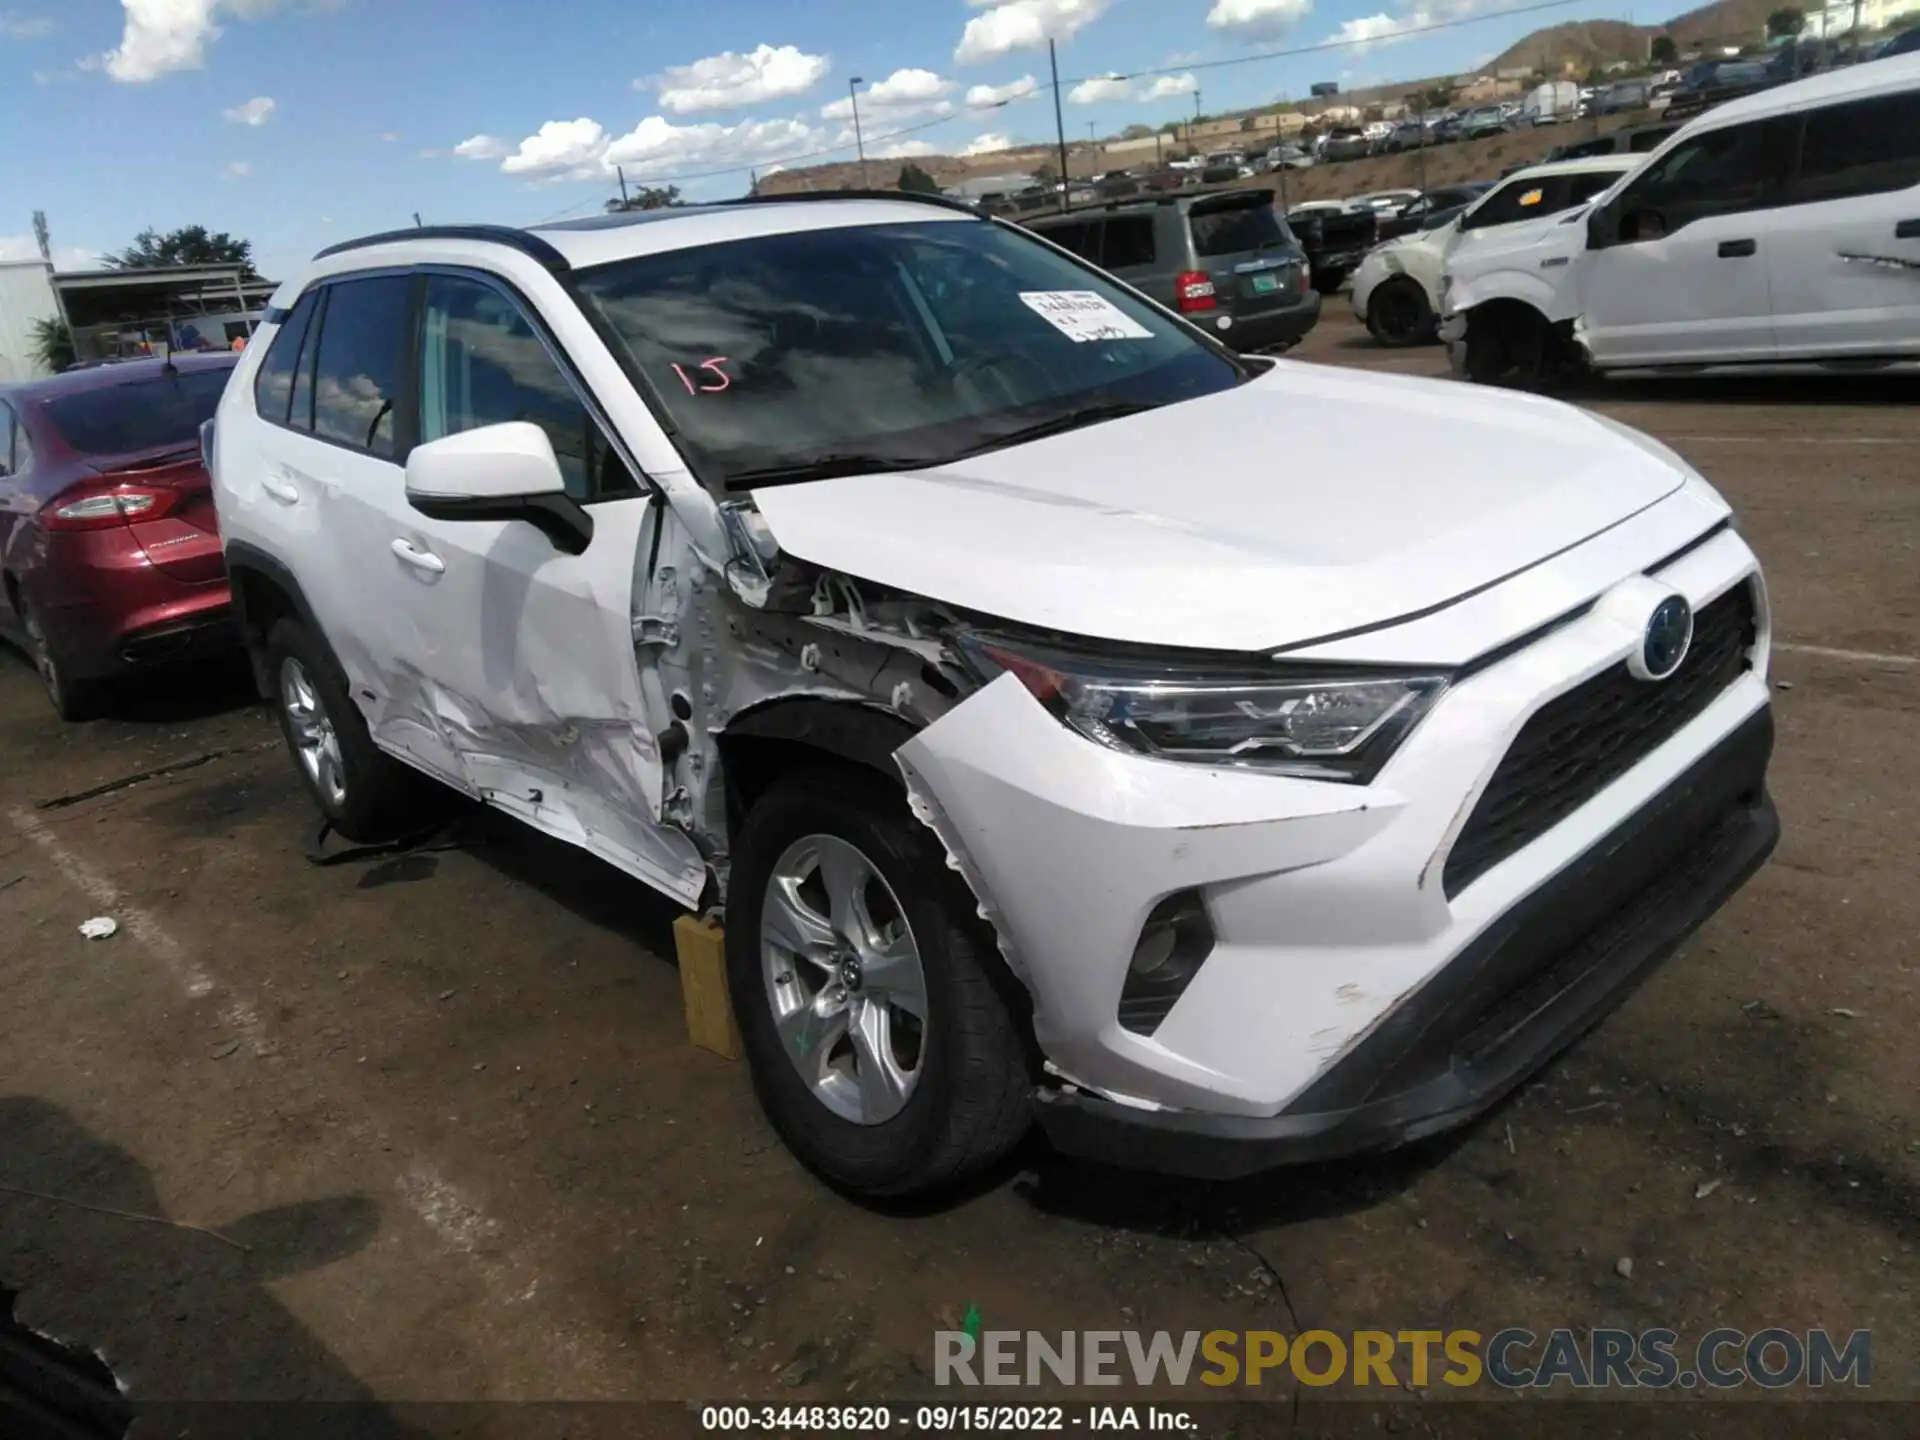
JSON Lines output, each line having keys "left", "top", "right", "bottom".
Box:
{"left": 895, "top": 527, "right": 1774, "bottom": 1177}
{"left": 1034, "top": 707, "right": 1777, "bottom": 1179}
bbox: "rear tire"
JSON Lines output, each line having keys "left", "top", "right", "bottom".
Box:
{"left": 726, "top": 767, "right": 1032, "bottom": 1199}
{"left": 1366, "top": 277, "right": 1436, "bottom": 348}
{"left": 264, "top": 616, "right": 432, "bottom": 842}
{"left": 18, "top": 594, "right": 108, "bottom": 723}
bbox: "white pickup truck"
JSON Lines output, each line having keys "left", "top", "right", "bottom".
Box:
{"left": 1441, "top": 54, "right": 1920, "bottom": 387}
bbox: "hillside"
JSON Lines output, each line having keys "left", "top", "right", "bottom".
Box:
{"left": 1487, "top": 19, "right": 1652, "bottom": 75}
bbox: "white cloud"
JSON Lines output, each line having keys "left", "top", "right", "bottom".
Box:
{"left": 222, "top": 93, "right": 274, "bottom": 124}
{"left": 223, "top": 158, "right": 252, "bottom": 178}
{"left": 1, "top": 13, "right": 53, "bottom": 38}
{"left": 877, "top": 140, "right": 938, "bottom": 158}
{"left": 605, "top": 115, "right": 820, "bottom": 175}
{"left": 1139, "top": 72, "right": 1198, "bottom": 101}
{"left": 955, "top": 0, "right": 1112, "bottom": 66}
{"left": 965, "top": 74, "right": 1037, "bottom": 108}
{"left": 1206, "top": 0, "right": 1313, "bottom": 42}
{"left": 1068, "top": 70, "right": 1196, "bottom": 105}
{"left": 822, "top": 67, "right": 955, "bottom": 122}
{"left": 1326, "top": 9, "right": 1429, "bottom": 51}
{"left": 650, "top": 43, "right": 830, "bottom": 114}
{"left": 500, "top": 118, "right": 610, "bottom": 180}
{"left": 453, "top": 133, "right": 511, "bottom": 160}
{"left": 492, "top": 112, "right": 826, "bottom": 183}
{"left": 963, "top": 131, "right": 1014, "bottom": 155}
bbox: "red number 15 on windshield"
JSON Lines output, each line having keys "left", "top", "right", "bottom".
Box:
{"left": 671, "top": 357, "right": 732, "bottom": 394}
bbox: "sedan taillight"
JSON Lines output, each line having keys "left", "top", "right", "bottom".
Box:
{"left": 45, "top": 483, "right": 183, "bottom": 532}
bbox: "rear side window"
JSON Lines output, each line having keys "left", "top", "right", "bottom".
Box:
{"left": 1101, "top": 215, "right": 1157, "bottom": 268}
{"left": 1189, "top": 197, "right": 1287, "bottom": 257}
{"left": 309, "top": 275, "right": 411, "bottom": 458}
{"left": 1033, "top": 219, "right": 1100, "bottom": 261}
{"left": 1795, "top": 91, "right": 1920, "bottom": 204}
{"left": 253, "top": 290, "right": 317, "bottom": 425}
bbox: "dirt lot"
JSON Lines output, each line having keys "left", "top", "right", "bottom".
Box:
{"left": 2, "top": 310, "right": 1916, "bottom": 1436}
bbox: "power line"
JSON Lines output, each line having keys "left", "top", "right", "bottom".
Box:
{"left": 523, "top": 0, "right": 1594, "bottom": 213}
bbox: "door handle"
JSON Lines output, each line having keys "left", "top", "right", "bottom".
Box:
{"left": 1897, "top": 219, "right": 1920, "bottom": 239}
{"left": 260, "top": 476, "right": 299, "bottom": 504}
{"left": 390, "top": 538, "right": 446, "bottom": 575}
{"left": 1717, "top": 239, "right": 1757, "bottom": 258}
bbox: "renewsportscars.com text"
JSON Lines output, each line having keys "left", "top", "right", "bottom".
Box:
{"left": 933, "top": 1328, "right": 1870, "bottom": 1390}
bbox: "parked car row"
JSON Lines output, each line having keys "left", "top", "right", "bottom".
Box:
{"left": 1443, "top": 54, "right": 1920, "bottom": 385}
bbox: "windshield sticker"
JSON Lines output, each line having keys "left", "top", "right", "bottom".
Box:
{"left": 1018, "top": 291, "right": 1154, "bottom": 343}
{"left": 1519, "top": 188, "right": 1545, "bottom": 207}
{"left": 670, "top": 358, "right": 733, "bottom": 394}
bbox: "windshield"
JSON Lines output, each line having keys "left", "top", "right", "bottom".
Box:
{"left": 573, "top": 218, "right": 1244, "bottom": 488}
{"left": 40, "top": 366, "right": 233, "bottom": 458}
{"left": 1189, "top": 196, "right": 1290, "bottom": 257}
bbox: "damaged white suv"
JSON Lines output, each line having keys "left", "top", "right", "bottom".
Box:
{"left": 209, "top": 193, "right": 1778, "bottom": 1198}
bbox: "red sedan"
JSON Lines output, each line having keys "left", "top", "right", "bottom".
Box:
{"left": 0, "top": 354, "right": 240, "bottom": 719}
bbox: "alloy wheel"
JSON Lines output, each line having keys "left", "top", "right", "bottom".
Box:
{"left": 279, "top": 656, "right": 347, "bottom": 809}
{"left": 760, "top": 834, "right": 928, "bottom": 1126}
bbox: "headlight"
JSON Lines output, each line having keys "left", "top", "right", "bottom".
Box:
{"left": 959, "top": 635, "right": 1447, "bottom": 784}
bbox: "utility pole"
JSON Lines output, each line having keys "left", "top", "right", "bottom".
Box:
{"left": 849, "top": 77, "right": 871, "bottom": 189}
{"left": 1050, "top": 38, "right": 1070, "bottom": 212}
{"left": 1851, "top": 0, "right": 1863, "bottom": 61}
{"left": 413, "top": 212, "right": 423, "bottom": 228}
{"left": 617, "top": 165, "right": 630, "bottom": 208}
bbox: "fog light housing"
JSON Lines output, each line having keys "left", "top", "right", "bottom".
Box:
{"left": 1118, "top": 891, "right": 1215, "bottom": 1036}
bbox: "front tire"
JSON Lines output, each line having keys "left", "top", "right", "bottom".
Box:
{"left": 1366, "top": 277, "right": 1436, "bottom": 347}
{"left": 1462, "top": 305, "right": 1555, "bottom": 389}
{"left": 264, "top": 616, "right": 431, "bottom": 842}
{"left": 726, "top": 768, "right": 1032, "bottom": 1199}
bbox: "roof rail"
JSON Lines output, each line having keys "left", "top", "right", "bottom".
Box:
{"left": 313, "top": 224, "right": 570, "bottom": 273}
{"left": 727, "top": 188, "right": 987, "bottom": 219}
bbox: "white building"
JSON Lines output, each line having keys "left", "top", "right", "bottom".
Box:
{"left": 0, "top": 259, "right": 61, "bottom": 384}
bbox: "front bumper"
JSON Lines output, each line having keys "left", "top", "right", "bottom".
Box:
{"left": 1035, "top": 706, "right": 1777, "bottom": 1178}
{"left": 896, "top": 519, "right": 1771, "bottom": 1142}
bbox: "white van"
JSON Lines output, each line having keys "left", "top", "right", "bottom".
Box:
{"left": 1441, "top": 53, "right": 1920, "bottom": 386}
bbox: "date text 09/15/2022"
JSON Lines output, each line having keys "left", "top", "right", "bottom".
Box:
{"left": 700, "top": 1404, "right": 1195, "bottom": 1432}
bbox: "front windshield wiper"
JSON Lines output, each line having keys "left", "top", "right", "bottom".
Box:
{"left": 949, "top": 400, "right": 1160, "bottom": 460}
{"left": 723, "top": 453, "right": 937, "bottom": 491}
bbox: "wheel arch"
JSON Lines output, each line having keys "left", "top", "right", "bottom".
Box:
{"left": 223, "top": 541, "right": 335, "bottom": 699}
{"left": 716, "top": 697, "right": 919, "bottom": 838}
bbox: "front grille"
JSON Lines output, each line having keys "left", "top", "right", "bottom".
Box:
{"left": 1443, "top": 582, "right": 1758, "bottom": 897}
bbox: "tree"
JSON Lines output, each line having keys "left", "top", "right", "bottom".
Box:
{"left": 605, "top": 184, "right": 683, "bottom": 213}
{"left": 1121, "top": 123, "right": 1154, "bottom": 140}
{"left": 897, "top": 162, "right": 940, "bottom": 194}
{"left": 1650, "top": 33, "right": 1678, "bottom": 64}
{"left": 29, "top": 316, "right": 75, "bottom": 373}
{"left": 1030, "top": 162, "right": 1060, "bottom": 187}
{"left": 104, "top": 225, "right": 257, "bottom": 278}
{"left": 1420, "top": 83, "right": 1456, "bottom": 111}
{"left": 1766, "top": 6, "right": 1804, "bottom": 37}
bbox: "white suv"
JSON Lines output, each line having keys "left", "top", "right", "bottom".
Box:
{"left": 209, "top": 192, "right": 1778, "bottom": 1197}
{"left": 1442, "top": 54, "right": 1920, "bottom": 385}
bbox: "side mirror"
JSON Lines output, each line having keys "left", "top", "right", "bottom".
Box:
{"left": 1586, "top": 204, "right": 1615, "bottom": 251}
{"left": 405, "top": 421, "right": 593, "bottom": 556}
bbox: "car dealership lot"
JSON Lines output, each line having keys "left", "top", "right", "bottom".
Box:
{"left": 2, "top": 309, "right": 1915, "bottom": 1420}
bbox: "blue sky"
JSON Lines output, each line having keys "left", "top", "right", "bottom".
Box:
{"left": 1, "top": 0, "right": 1686, "bottom": 282}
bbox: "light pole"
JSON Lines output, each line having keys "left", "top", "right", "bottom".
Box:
{"left": 849, "top": 77, "right": 870, "bottom": 189}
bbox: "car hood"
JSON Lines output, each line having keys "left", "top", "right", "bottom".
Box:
{"left": 747, "top": 362, "right": 1693, "bottom": 653}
